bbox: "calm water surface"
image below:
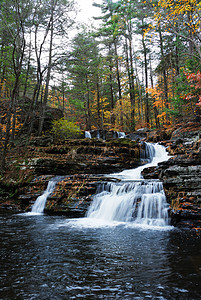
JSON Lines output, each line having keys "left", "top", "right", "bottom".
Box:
{"left": 0, "top": 213, "right": 201, "bottom": 299}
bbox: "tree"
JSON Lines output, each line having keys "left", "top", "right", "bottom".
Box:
{"left": 31, "top": 0, "right": 75, "bottom": 136}
{"left": 154, "top": 0, "right": 201, "bottom": 59}
{"left": 0, "top": 0, "right": 76, "bottom": 169}
{"left": 93, "top": 0, "right": 125, "bottom": 128}
{"left": 0, "top": 0, "right": 32, "bottom": 170}
{"left": 65, "top": 30, "right": 101, "bottom": 130}
{"left": 117, "top": 0, "right": 136, "bottom": 130}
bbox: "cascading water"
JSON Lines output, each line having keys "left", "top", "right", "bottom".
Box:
{"left": 84, "top": 130, "right": 126, "bottom": 139}
{"left": 111, "top": 143, "right": 169, "bottom": 180}
{"left": 140, "top": 142, "right": 156, "bottom": 162}
{"left": 97, "top": 130, "right": 100, "bottom": 139}
{"left": 85, "top": 131, "right": 92, "bottom": 138}
{"left": 31, "top": 180, "right": 57, "bottom": 214}
{"left": 27, "top": 143, "right": 171, "bottom": 228}
{"left": 87, "top": 143, "right": 171, "bottom": 227}
{"left": 117, "top": 132, "right": 126, "bottom": 138}
{"left": 87, "top": 181, "right": 169, "bottom": 226}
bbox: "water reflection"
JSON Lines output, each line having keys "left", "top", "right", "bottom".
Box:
{"left": 0, "top": 214, "right": 200, "bottom": 299}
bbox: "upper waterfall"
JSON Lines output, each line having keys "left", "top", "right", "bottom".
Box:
{"left": 112, "top": 143, "right": 169, "bottom": 180}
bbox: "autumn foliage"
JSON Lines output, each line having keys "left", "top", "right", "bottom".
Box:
{"left": 184, "top": 71, "right": 201, "bottom": 106}
{"left": 51, "top": 118, "right": 81, "bottom": 141}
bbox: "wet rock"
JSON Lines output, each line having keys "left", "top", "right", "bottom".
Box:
{"left": 29, "top": 136, "right": 54, "bottom": 147}
{"left": 6, "top": 122, "right": 201, "bottom": 230}
{"left": 0, "top": 203, "right": 21, "bottom": 214}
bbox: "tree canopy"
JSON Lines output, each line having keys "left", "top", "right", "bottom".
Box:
{"left": 0, "top": 0, "right": 201, "bottom": 169}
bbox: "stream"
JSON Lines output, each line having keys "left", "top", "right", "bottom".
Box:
{"left": 0, "top": 143, "right": 201, "bottom": 299}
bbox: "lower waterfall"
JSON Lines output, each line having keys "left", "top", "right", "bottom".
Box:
{"left": 87, "top": 143, "right": 171, "bottom": 227}
{"left": 87, "top": 181, "right": 169, "bottom": 226}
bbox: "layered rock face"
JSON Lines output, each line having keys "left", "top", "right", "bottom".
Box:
{"left": 13, "top": 138, "right": 141, "bottom": 213}
{"left": 19, "top": 174, "right": 120, "bottom": 216}
{"left": 31, "top": 138, "right": 141, "bottom": 175}
{"left": 143, "top": 123, "right": 201, "bottom": 230}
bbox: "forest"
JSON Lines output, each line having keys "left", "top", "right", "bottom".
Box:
{"left": 0, "top": 0, "right": 201, "bottom": 170}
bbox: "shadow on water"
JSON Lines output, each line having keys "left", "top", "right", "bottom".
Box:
{"left": 0, "top": 213, "right": 201, "bottom": 300}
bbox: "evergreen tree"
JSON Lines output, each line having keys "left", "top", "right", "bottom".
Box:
{"left": 66, "top": 30, "right": 101, "bottom": 130}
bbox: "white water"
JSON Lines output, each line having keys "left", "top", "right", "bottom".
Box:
{"left": 112, "top": 143, "right": 169, "bottom": 180}
{"left": 86, "top": 143, "right": 171, "bottom": 228}
{"left": 97, "top": 130, "right": 100, "bottom": 139}
{"left": 30, "top": 180, "right": 57, "bottom": 215}
{"left": 117, "top": 132, "right": 126, "bottom": 138}
{"left": 26, "top": 142, "right": 172, "bottom": 230}
{"left": 85, "top": 131, "right": 92, "bottom": 138}
{"left": 84, "top": 130, "right": 126, "bottom": 139}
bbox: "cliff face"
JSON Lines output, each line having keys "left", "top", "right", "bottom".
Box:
{"left": 18, "top": 174, "right": 120, "bottom": 216}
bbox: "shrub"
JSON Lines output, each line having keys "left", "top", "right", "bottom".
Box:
{"left": 51, "top": 118, "right": 81, "bottom": 140}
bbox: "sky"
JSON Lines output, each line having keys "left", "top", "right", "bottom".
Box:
{"left": 77, "top": 0, "right": 102, "bottom": 23}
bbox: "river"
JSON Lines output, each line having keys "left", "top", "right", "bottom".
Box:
{"left": 0, "top": 214, "right": 201, "bottom": 299}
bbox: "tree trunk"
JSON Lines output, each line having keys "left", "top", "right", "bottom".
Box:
{"left": 142, "top": 34, "right": 150, "bottom": 126}
{"left": 114, "top": 39, "right": 123, "bottom": 128}
{"left": 2, "top": 73, "right": 20, "bottom": 169}
{"left": 159, "top": 25, "right": 169, "bottom": 115}
{"left": 96, "top": 75, "right": 101, "bottom": 129}
{"left": 108, "top": 44, "right": 115, "bottom": 125}
{"left": 125, "top": 36, "right": 135, "bottom": 131}
{"left": 38, "top": 7, "right": 54, "bottom": 136}
{"left": 188, "top": 11, "right": 194, "bottom": 57}
{"left": 85, "top": 75, "right": 91, "bottom": 130}
{"left": 150, "top": 57, "right": 160, "bottom": 128}
{"left": 128, "top": 23, "right": 135, "bottom": 131}
{"left": 23, "top": 39, "right": 32, "bottom": 98}
{"left": 1, "top": 18, "right": 26, "bottom": 169}
{"left": 27, "top": 76, "right": 43, "bottom": 138}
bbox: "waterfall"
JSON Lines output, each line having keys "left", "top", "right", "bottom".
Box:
{"left": 111, "top": 143, "right": 169, "bottom": 180}
{"left": 117, "top": 132, "right": 126, "bottom": 138}
{"left": 85, "top": 131, "right": 91, "bottom": 138}
{"left": 96, "top": 130, "right": 100, "bottom": 139}
{"left": 140, "top": 142, "right": 156, "bottom": 162}
{"left": 31, "top": 180, "right": 57, "bottom": 214}
{"left": 84, "top": 130, "right": 126, "bottom": 139}
{"left": 87, "top": 143, "right": 171, "bottom": 227}
{"left": 87, "top": 181, "right": 169, "bottom": 226}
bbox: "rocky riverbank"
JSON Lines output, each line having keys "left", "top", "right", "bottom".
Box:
{"left": 143, "top": 122, "right": 201, "bottom": 231}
